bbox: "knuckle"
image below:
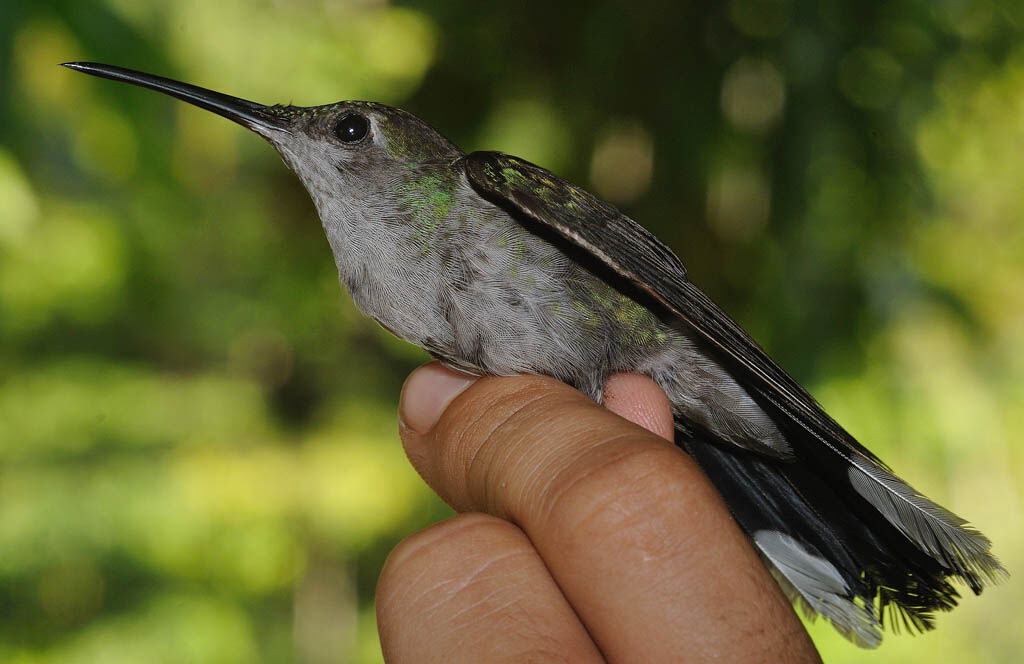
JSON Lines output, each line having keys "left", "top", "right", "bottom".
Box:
{"left": 541, "top": 443, "right": 692, "bottom": 559}
{"left": 377, "top": 513, "right": 524, "bottom": 607}
{"left": 490, "top": 637, "right": 579, "bottom": 664}
{"left": 378, "top": 514, "right": 557, "bottom": 659}
{"left": 438, "top": 378, "right": 581, "bottom": 514}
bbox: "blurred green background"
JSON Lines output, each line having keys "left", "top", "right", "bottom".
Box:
{"left": 0, "top": 0, "right": 1021, "bottom": 661}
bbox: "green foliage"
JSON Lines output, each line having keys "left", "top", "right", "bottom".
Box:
{"left": 0, "top": 0, "right": 1021, "bottom": 661}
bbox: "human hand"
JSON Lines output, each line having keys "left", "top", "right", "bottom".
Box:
{"left": 376, "top": 363, "right": 821, "bottom": 663}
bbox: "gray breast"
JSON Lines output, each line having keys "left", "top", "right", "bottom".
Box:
{"left": 331, "top": 177, "right": 789, "bottom": 456}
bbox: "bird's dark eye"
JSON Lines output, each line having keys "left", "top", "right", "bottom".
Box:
{"left": 334, "top": 113, "right": 369, "bottom": 143}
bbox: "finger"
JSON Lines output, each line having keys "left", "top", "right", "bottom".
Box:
{"left": 376, "top": 512, "right": 605, "bottom": 664}
{"left": 398, "top": 367, "right": 819, "bottom": 663}
{"left": 601, "top": 372, "right": 674, "bottom": 441}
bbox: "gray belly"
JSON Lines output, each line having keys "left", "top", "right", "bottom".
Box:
{"left": 431, "top": 215, "right": 672, "bottom": 397}
{"left": 344, "top": 203, "right": 788, "bottom": 454}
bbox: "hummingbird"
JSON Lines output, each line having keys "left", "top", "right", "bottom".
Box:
{"left": 63, "top": 62, "right": 1004, "bottom": 647}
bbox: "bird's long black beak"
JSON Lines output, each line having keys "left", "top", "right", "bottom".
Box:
{"left": 61, "top": 62, "right": 289, "bottom": 134}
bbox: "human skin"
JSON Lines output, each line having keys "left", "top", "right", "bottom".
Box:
{"left": 376, "top": 363, "right": 822, "bottom": 663}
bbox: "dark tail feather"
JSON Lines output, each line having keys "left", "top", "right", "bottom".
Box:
{"left": 677, "top": 423, "right": 1000, "bottom": 648}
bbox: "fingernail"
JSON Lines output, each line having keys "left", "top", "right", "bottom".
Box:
{"left": 399, "top": 364, "right": 478, "bottom": 434}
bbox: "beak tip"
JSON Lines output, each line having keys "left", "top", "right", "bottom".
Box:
{"left": 56, "top": 61, "right": 287, "bottom": 134}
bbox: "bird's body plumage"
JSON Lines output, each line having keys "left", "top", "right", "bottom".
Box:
{"left": 63, "top": 62, "right": 1005, "bottom": 648}
{"left": 278, "top": 117, "right": 790, "bottom": 455}
{"left": 288, "top": 125, "right": 1002, "bottom": 645}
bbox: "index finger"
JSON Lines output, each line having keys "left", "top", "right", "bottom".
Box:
{"left": 398, "top": 365, "right": 819, "bottom": 663}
